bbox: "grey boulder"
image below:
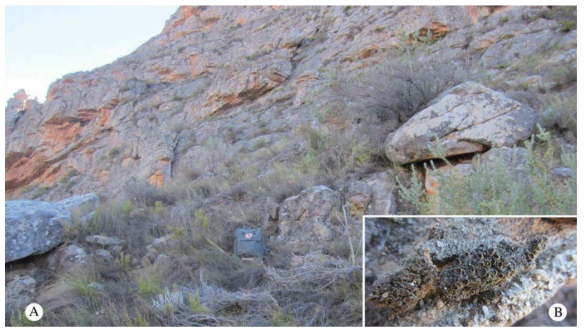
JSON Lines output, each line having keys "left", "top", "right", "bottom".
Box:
{"left": 5, "top": 200, "right": 72, "bottom": 263}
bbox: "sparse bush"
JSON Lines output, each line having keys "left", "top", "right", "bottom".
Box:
{"left": 560, "top": 21, "right": 577, "bottom": 33}
{"left": 329, "top": 54, "right": 466, "bottom": 123}
{"left": 540, "top": 94, "right": 577, "bottom": 140}
{"left": 151, "top": 200, "right": 169, "bottom": 216}
{"left": 138, "top": 267, "right": 164, "bottom": 297}
{"left": 108, "top": 147, "right": 122, "bottom": 160}
{"left": 115, "top": 252, "right": 131, "bottom": 268}
{"left": 122, "top": 200, "right": 134, "bottom": 214}
{"left": 398, "top": 128, "right": 577, "bottom": 215}
{"left": 187, "top": 290, "right": 207, "bottom": 314}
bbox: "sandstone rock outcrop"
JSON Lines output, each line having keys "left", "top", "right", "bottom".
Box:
{"left": 385, "top": 82, "right": 538, "bottom": 164}
{"left": 6, "top": 6, "right": 568, "bottom": 202}
{"left": 276, "top": 185, "right": 342, "bottom": 250}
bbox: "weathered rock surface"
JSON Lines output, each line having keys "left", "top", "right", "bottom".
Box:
{"left": 425, "top": 163, "right": 475, "bottom": 196}
{"left": 342, "top": 180, "right": 372, "bottom": 213}
{"left": 276, "top": 185, "right": 342, "bottom": 250}
{"left": 58, "top": 193, "right": 100, "bottom": 224}
{"left": 5, "top": 200, "right": 71, "bottom": 262}
{"left": 5, "top": 6, "right": 575, "bottom": 204}
{"left": 366, "top": 218, "right": 577, "bottom": 326}
{"left": 85, "top": 235, "right": 124, "bottom": 247}
{"left": 5, "top": 275, "right": 36, "bottom": 310}
{"left": 46, "top": 243, "right": 89, "bottom": 271}
{"left": 364, "top": 172, "right": 397, "bottom": 215}
{"left": 385, "top": 82, "right": 538, "bottom": 164}
{"left": 5, "top": 193, "right": 100, "bottom": 263}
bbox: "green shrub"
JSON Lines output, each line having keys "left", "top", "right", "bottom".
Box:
{"left": 122, "top": 200, "right": 134, "bottom": 215}
{"left": 541, "top": 94, "right": 577, "bottom": 140}
{"left": 62, "top": 268, "right": 103, "bottom": 304}
{"left": 137, "top": 267, "right": 163, "bottom": 297}
{"left": 30, "top": 185, "right": 52, "bottom": 199}
{"left": 151, "top": 201, "right": 169, "bottom": 216}
{"left": 560, "top": 21, "right": 577, "bottom": 32}
{"left": 115, "top": 252, "right": 131, "bottom": 268}
{"left": 398, "top": 128, "right": 576, "bottom": 215}
{"left": 187, "top": 290, "right": 207, "bottom": 314}
{"left": 108, "top": 147, "right": 122, "bottom": 159}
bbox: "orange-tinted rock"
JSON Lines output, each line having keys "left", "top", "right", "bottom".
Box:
{"left": 425, "top": 163, "right": 475, "bottom": 196}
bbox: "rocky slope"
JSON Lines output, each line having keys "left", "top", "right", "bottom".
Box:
{"left": 5, "top": 6, "right": 577, "bottom": 212}
{"left": 4, "top": 5, "right": 577, "bottom": 326}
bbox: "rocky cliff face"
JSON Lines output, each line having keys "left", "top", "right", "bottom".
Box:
{"left": 5, "top": 6, "right": 576, "bottom": 204}
{"left": 4, "top": 6, "right": 577, "bottom": 326}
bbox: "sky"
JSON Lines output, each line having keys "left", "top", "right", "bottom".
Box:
{"left": 5, "top": 6, "right": 178, "bottom": 104}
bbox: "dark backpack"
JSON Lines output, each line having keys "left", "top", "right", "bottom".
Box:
{"left": 233, "top": 228, "right": 265, "bottom": 258}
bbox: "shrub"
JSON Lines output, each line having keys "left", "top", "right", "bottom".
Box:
{"left": 137, "top": 267, "right": 164, "bottom": 297}
{"left": 151, "top": 201, "right": 169, "bottom": 216}
{"left": 122, "top": 200, "right": 134, "bottom": 215}
{"left": 115, "top": 252, "right": 131, "bottom": 268}
{"left": 152, "top": 287, "right": 183, "bottom": 314}
{"left": 108, "top": 147, "right": 122, "bottom": 159}
{"left": 62, "top": 267, "right": 103, "bottom": 304}
{"left": 540, "top": 94, "right": 577, "bottom": 140}
{"left": 187, "top": 290, "right": 207, "bottom": 314}
{"left": 398, "top": 128, "right": 577, "bottom": 215}
{"left": 329, "top": 53, "right": 467, "bottom": 123}
{"left": 560, "top": 21, "right": 577, "bottom": 32}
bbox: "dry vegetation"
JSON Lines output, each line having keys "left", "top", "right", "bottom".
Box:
{"left": 10, "top": 176, "right": 362, "bottom": 326}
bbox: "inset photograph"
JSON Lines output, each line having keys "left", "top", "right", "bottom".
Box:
{"left": 365, "top": 217, "right": 577, "bottom": 326}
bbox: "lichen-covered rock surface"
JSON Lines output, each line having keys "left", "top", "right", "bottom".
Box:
{"left": 5, "top": 193, "right": 100, "bottom": 263}
{"left": 365, "top": 217, "right": 577, "bottom": 326}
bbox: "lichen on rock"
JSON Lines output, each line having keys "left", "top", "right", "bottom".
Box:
{"left": 438, "top": 236, "right": 548, "bottom": 302}
{"left": 368, "top": 250, "right": 438, "bottom": 316}
{"left": 366, "top": 218, "right": 576, "bottom": 326}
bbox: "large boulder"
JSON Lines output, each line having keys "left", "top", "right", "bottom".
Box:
{"left": 385, "top": 82, "right": 537, "bottom": 164}
{"left": 58, "top": 193, "right": 100, "bottom": 217}
{"left": 5, "top": 193, "right": 99, "bottom": 263}
{"left": 58, "top": 193, "right": 100, "bottom": 225}
{"left": 275, "top": 186, "right": 342, "bottom": 251}
{"left": 5, "top": 200, "right": 72, "bottom": 262}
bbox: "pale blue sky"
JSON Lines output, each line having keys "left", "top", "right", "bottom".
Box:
{"left": 5, "top": 6, "right": 178, "bottom": 104}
